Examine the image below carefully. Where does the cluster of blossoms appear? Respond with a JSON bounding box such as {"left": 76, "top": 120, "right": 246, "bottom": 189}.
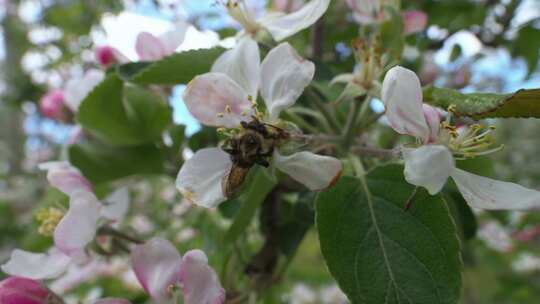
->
{"left": 17, "top": 0, "right": 540, "bottom": 302}
{"left": 1, "top": 162, "right": 224, "bottom": 303}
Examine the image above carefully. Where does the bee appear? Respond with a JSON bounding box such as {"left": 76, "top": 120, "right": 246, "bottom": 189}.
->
{"left": 221, "top": 117, "right": 289, "bottom": 198}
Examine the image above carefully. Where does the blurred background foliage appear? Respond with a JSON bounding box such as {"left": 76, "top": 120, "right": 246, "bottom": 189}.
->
{"left": 0, "top": 0, "right": 540, "bottom": 303}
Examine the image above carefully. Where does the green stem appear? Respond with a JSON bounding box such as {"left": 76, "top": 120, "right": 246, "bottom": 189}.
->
{"left": 282, "top": 111, "right": 323, "bottom": 134}
{"left": 305, "top": 87, "right": 341, "bottom": 134}
{"left": 342, "top": 96, "right": 366, "bottom": 149}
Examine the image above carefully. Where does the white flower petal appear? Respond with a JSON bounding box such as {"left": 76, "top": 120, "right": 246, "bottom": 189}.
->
{"left": 132, "top": 238, "right": 182, "bottom": 303}
{"left": 179, "top": 250, "right": 226, "bottom": 304}
{"left": 382, "top": 66, "right": 430, "bottom": 142}
{"left": 183, "top": 73, "right": 253, "bottom": 128}
{"left": 1, "top": 248, "right": 71, "bottom": 280}
{"left": 451, "top": 168, "right": 540, "bottom": 210}
{"left": 212, "top": 37, "right": 260, "bottom": 98}
{"left": 39, "top": 161, "right": 92, "bottom": 196}
{"left": 274, "top": 151, "right": 342, "bottom": 191}
{"left": 64, "top": 69, "right": 105, "bottom": 112}
{"left": 101, "top": 187, "right": 130, "bottom": 221}
{"left": 260, "top": 43, "right": 315, "bottom": 121}
{"left": 158, "top": 22, "right": 189, "bottom": 55}
{"left": 176, "top": 148, "right": 232, "bottom": 208}
{"left": 402, "top": 145, "right": 454, "bottom": 195}
{"left": 54, "top": 191, "right": 102, "bottom": 257}
{"left": 135, "top": 32, "right": 166, "bottom": 61}
{"left": 260, "top": 0, "right": 330, "bottom": 41}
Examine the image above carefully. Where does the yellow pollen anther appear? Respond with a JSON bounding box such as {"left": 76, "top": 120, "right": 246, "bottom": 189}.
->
{"left": 36, "top": 207, "right": 64, "bottom": 236}
{"left": 217, "top": 113, "right": 224, "bottom": 118}
{"left": 225, "top": 105, "right": 232, "bottom": 114}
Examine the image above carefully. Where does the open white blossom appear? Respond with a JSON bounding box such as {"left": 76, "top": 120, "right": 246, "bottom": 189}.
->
{"left": 382, "top": 66, "right": 540, "bottom": 211}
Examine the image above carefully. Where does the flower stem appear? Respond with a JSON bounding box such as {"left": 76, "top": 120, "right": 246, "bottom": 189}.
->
{"left": 342, "top": 95, "right": 367, "bottom": 150}
{"left": 305, "top": 87, "right": 341, "bottom": 134}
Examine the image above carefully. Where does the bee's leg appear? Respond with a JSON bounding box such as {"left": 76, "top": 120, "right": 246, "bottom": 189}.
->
{"left": 221, "top": 147, "right": 237, "bottom": 154}
{"left": 259, "top": 146, "right": 274, "bottom": 157}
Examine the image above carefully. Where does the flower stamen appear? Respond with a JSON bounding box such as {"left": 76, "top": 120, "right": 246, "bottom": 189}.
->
{"left": 36, "top": 207, "right": 64, "bottom": 236}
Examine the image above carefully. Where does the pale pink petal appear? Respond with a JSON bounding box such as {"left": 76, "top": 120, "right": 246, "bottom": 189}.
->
{"left": 260, "top": 0, "right": 330, "bottom": 41}
{"left": 112, "top": 48, "right": 130, "bottom": 64}
{"left": 1, "top": 248, "right": 71, "bottom": 280}
{"left": 274, "top": 151, "right": 342, "bottom": 191}
{"left": 422, "top": 104, "right": 440, "bottom": 144}
{"left": 403, "top": 10, "right": 428, "bottom": 35}
{"left": 402, "top": 145, "right": 454, "bottom": 195}
{"left": 0, "top": 277, "right": 50, "bottom": 304}
{"left": 135, "top": 32, "right": 166, "bottom": 61}
{"left": 183, "top": 73, "right": 253, "bottom": 128}
{"left": 132, "top": 238, "right": 182, "bottom": 302}
{"left": 346, "top": 0, "right": 384, "bottom": 24}
{"left": 94, "top": 299, "right": 131, "bottom": 304}
{"left": 179, "top": 250, "right": 225, "bottom": 304}
{"left": 382, "top": 66, "right": 430, "bottom": 142}
{"left": 451, "top": 168, "right": 540, "bottom": 210}
{"left": 260, "top": 43, "right": 315, "bottom": 121}
{"left": 176, "top": 148, "right": 231, "bottom": 208}
{"left": 211, "top": 36, "right": 260, "bottom": 98}
{"left": 64, "top": 69, "right": 105, "bottom": 112}
{"left": 158, "top": 22, "right": 189, "bottom": 55}
{"left": 54, "top": 191, "right": 102, "bottom": 257}
{"left": 101, "top": 187, "right": 130, "bottom": 221}
{"left": 38, "top": 161, "right": 92, "bottom": 196}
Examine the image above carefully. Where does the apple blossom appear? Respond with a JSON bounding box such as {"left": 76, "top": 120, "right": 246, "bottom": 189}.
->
{"left": 95, "top": 46, "right": 129, "bottom": 67}
{"left": 178, "top": 39, "right": 342, "bottom": 208}
{"left": 0, "top": 277, "right": 51, "bottom": 304}
{"left": 135, "top": 23, "right": 188, "bottom": 61}
{"left": 1, "top": 162, "right": 130, "bottom": 279}
{"left": 224, "top": 0, "right": 330, "bottom": 42}
{"left": 131, "top": 238, "right": 225, "bottom": 304}
{"left": 39, "top": 90, "right": 66, "bottom": 121}
{"left": 403, "top": 10, "right": 428, "bottom": 35}
{"left": 64, "top": 69, "right": 105, "bottom": 113}
{"left": 382, "top": 65, "right": 540, "bottom": 210}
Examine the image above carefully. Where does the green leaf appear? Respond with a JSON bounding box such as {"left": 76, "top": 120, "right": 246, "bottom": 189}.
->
{"left": 123, "top": 85, "right": 173, "bottom": 141}
{"left": 316, "top": 165, "right": 462, "bottom": 304}
{"left": 116, "top": 62, "right": 152, "bottom": 81}
{"left": 444, "top": 190, "right": 477, "bottom": 241}
{"left": 423, "top": 86, "right": 540, "bottom": 119}
{"left": 124, "top": 48, "right": 225, "bottom": 85}
{"left": 513, "top": 25, "right": 540, "bottom": 78}
{"left": 69, "top": 140, "right": 165, "bottom": 184}
{"left": 77, "top": 74, "right": 172, "bottom": 145}
{"left": 224, "top": 168, "right": 277, "bottom": 243}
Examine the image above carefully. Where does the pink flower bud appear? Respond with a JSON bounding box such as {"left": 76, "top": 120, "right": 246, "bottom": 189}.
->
{"left": 0, "top": 277, "right": 50, "bottom": 304}
{"left": 39, "top": 90, "right": 65, "bottom": 120}
{"left": 403, "top": 10, "right": 428, "bottom": 35}
{"left": 95, "top": 46, "right": 117, "bottom": 67}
